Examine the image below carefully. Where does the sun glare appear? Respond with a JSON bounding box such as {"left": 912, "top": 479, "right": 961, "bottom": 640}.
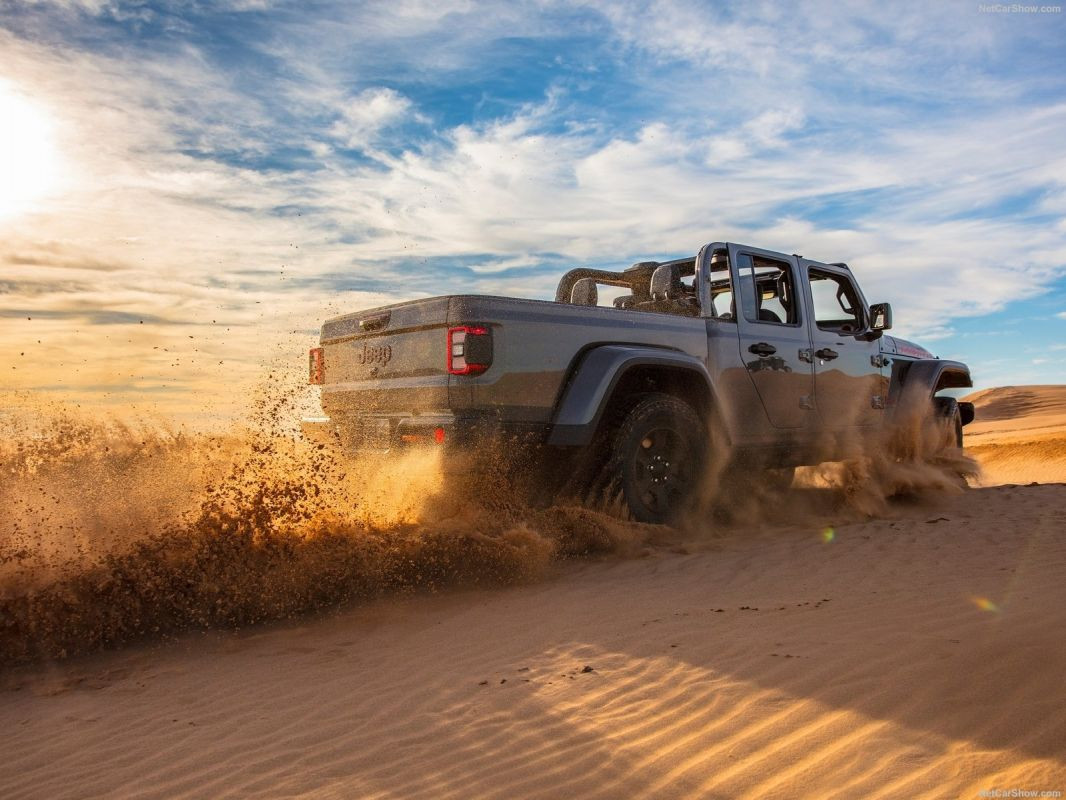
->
{"left": 0, "top": 80, "right": 64, "bottom": 220}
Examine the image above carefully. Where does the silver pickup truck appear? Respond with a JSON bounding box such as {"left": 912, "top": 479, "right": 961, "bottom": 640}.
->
{"left": 304, "top": 240, "right": 974, "bottom": 523}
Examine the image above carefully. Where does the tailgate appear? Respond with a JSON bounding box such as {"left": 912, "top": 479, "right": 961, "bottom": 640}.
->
{"left": 319, "top": 297, "right": 453, "bottom": 415}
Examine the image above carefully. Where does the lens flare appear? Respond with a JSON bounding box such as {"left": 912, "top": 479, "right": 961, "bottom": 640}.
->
{"left": 821, "top": 527, "right": 835, "bottom": 543}
{"left": 971, "top": 596, "right": 1001, "bottom": 613}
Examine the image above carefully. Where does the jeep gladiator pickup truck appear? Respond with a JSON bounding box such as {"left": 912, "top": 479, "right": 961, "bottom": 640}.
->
{"left": 304, "top": 241, "right": 975, "bottom": 523}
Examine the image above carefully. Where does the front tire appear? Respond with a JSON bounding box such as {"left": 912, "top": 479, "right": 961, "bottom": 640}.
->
{"left": 927, "top": 396, "right": 972, "bottom": 487}
{"left": 932, "top": 396, "right": 964, "bottom": 449}
{"left": 604, "top": 394, "right": 705, "bottom": 524}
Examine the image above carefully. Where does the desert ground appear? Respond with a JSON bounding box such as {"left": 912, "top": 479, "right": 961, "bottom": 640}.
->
{"left": 1, "top": 386, "right": 1065, "bottom": 799}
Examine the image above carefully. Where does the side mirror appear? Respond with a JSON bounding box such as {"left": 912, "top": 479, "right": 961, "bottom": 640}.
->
{"left": 869, "top": 302, "right": 893, "bottom": 331}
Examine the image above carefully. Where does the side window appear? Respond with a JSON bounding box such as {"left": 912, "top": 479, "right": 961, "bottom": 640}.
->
{"left": 809, "top": 269, "right": 864, "bottom": 332}
{"left": 736, "top": 253, "right": 798, "bottom": 325}
{"left": 708, "top": 250, "right": 735, "bottom": 320}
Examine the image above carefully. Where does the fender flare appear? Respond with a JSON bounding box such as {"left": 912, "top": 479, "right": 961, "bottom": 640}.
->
{"left": 546, "top": 345, "right": 718, "bottom": 447}
{"left": 890, "top": 358, "right": 973, "bottom": 422}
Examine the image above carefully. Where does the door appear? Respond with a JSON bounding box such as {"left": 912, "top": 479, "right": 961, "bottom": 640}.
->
{"left": 801, "top": 262, "right": 884, "bottom": 427}
{"left": 728, "top": 245, "right": 814, "bottom": 429}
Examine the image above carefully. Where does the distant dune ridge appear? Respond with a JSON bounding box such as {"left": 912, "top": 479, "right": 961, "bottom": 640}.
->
{"left": 0, "top": 386, "right": 1064, "bottom": 798}
{"left": 964, "top": 384, "right": 1066, "bottom": 486}
{"left": 965, "top": 384, "right": 1066, "bottom": 421}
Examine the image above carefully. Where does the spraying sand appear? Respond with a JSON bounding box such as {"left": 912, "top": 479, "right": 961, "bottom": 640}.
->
{"left": 1, "top": 386, "right": 1064, "bottom": 797}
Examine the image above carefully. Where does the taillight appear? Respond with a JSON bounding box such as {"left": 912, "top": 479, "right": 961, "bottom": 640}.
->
{"left": 447, "top": 325, "right": 492, "bottom": 375}
{"left": 400, "top": 426, "right": 447, "bottom": 445}
{"left": 309, "top": 347, "right": 324, "bottom": 384}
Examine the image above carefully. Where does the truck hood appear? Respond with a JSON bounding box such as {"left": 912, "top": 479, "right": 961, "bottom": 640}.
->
{"left": 882, "top": 335, "right": 935, "bottom": 360}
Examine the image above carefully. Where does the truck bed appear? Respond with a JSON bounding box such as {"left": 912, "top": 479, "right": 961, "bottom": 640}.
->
{"left": 316, "top": 294, "right": 708, "bottom": 447}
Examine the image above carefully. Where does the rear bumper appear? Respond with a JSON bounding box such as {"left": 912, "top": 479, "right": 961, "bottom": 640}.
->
{"left": 300, "top": 413, "right": 547, "bottom": 452}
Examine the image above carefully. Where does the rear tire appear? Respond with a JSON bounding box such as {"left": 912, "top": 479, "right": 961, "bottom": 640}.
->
{"left": 603, "top": 393, "right": 705, "bottom": 524}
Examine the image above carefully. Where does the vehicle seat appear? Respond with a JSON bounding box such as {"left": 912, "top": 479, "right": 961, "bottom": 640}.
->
{"left": 649, "top": 264, "right": 681, "bottom": 302}
{"left": 758, "top": 308, "right": 782, "bottom": 323}
{"left": 632, "top": 264, "right": 698, "bottom": 316}
{"left": 614, "top": 295, "right": 636, "bottom": 309}
{"left": 570, "top": 277, "right": 599, "bottom": 306}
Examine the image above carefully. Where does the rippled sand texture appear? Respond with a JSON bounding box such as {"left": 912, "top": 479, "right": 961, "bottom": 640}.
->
{"left": 2, "top": 482, "right": 1065, "bottom": 799}
{"left": 1, "top": 386, "right": 1064, "bottom": 798}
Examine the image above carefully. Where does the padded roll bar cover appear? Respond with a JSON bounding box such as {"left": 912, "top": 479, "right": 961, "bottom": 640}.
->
{"left": 570, "top": 277, "right": 599, "bottom": 306}
{"left": 555, "top": 267, "right": 632, "bottom": 303}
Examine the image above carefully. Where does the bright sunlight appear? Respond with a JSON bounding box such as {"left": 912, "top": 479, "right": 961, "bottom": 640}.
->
{"left": 0, "top": 79, "right": 63, "bottom": 220}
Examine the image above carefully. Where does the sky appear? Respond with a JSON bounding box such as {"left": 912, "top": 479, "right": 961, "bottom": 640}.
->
{"left": 1, "top": 0, "right": 1065, "bottom": 424}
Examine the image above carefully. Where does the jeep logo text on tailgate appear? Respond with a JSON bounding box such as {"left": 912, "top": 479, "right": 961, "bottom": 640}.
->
{"left": 357, "top": 343, "right": 392, "bottom": 367}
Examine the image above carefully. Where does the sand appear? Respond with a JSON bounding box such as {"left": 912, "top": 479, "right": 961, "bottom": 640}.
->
{"left": 1, "top": 386, "right": 1064, "bottom": 799}
{"left": 964, "top": 385, "right": 1066, "bottom": 487}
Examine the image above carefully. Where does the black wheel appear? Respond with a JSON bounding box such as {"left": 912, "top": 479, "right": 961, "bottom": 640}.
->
{"left": 932, "top": 397, "right": 964, "bottom": 449}
{"left": 926, "top": 395, "right": 972, "bottom": 487}
{"left": 605, "top": 394, "right": 705, "bottom": 524}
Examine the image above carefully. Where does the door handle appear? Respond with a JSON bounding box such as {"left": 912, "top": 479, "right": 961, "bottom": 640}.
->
{"left": 748, "top": 342, "right": 777, "bottom": 357}
{"left": 815, "top": 348, "right": 839, "bottom": 361}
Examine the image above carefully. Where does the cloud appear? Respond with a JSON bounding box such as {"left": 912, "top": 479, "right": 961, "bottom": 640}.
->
{"left": 1057, "top": 311, "right": 1066, "bottom": 319}
{"left": 296, "top": 94, "right": 1065, "bottom": 342}
{"left": 0, "top": 308, "right": 175, "bottom": 325}
{"left": 1, "top": 0, "right": 1065, "bottom": 419}
{"left": 19, "top": 0, "right": 118, "bottom": 13}
{"left": 328, "top": 87, "right": 415, "bottom": 151}
{"left": 1, "top": 240, "right": 129, "bottom": 272}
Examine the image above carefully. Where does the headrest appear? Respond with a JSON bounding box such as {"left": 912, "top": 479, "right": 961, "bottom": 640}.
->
{"left": 650, "top": 264, "right": 681, "bottom": 302}
{"left": 776, "top": 271, "right": 790, "bottom": 309}
{"left": 570, "top": 277, "right": 599, "bottom": 306}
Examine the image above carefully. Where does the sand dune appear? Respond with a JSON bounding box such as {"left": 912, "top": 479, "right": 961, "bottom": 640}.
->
{"left": 966, "top": 385, "right": 1066, "bottom": 423}
{"left": 965, "top": 385, "right": 1066, "bottom": 486}
{"left": 1, "top": 388, "right": 1065, "bottom": 798}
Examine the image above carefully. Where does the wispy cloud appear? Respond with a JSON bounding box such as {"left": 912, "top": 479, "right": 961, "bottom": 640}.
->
{"left": 328, "top": 88, "right": 416, "bottom": 150}
{"left": 1, "top": 0, "right": 1064, "bottom": 419}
